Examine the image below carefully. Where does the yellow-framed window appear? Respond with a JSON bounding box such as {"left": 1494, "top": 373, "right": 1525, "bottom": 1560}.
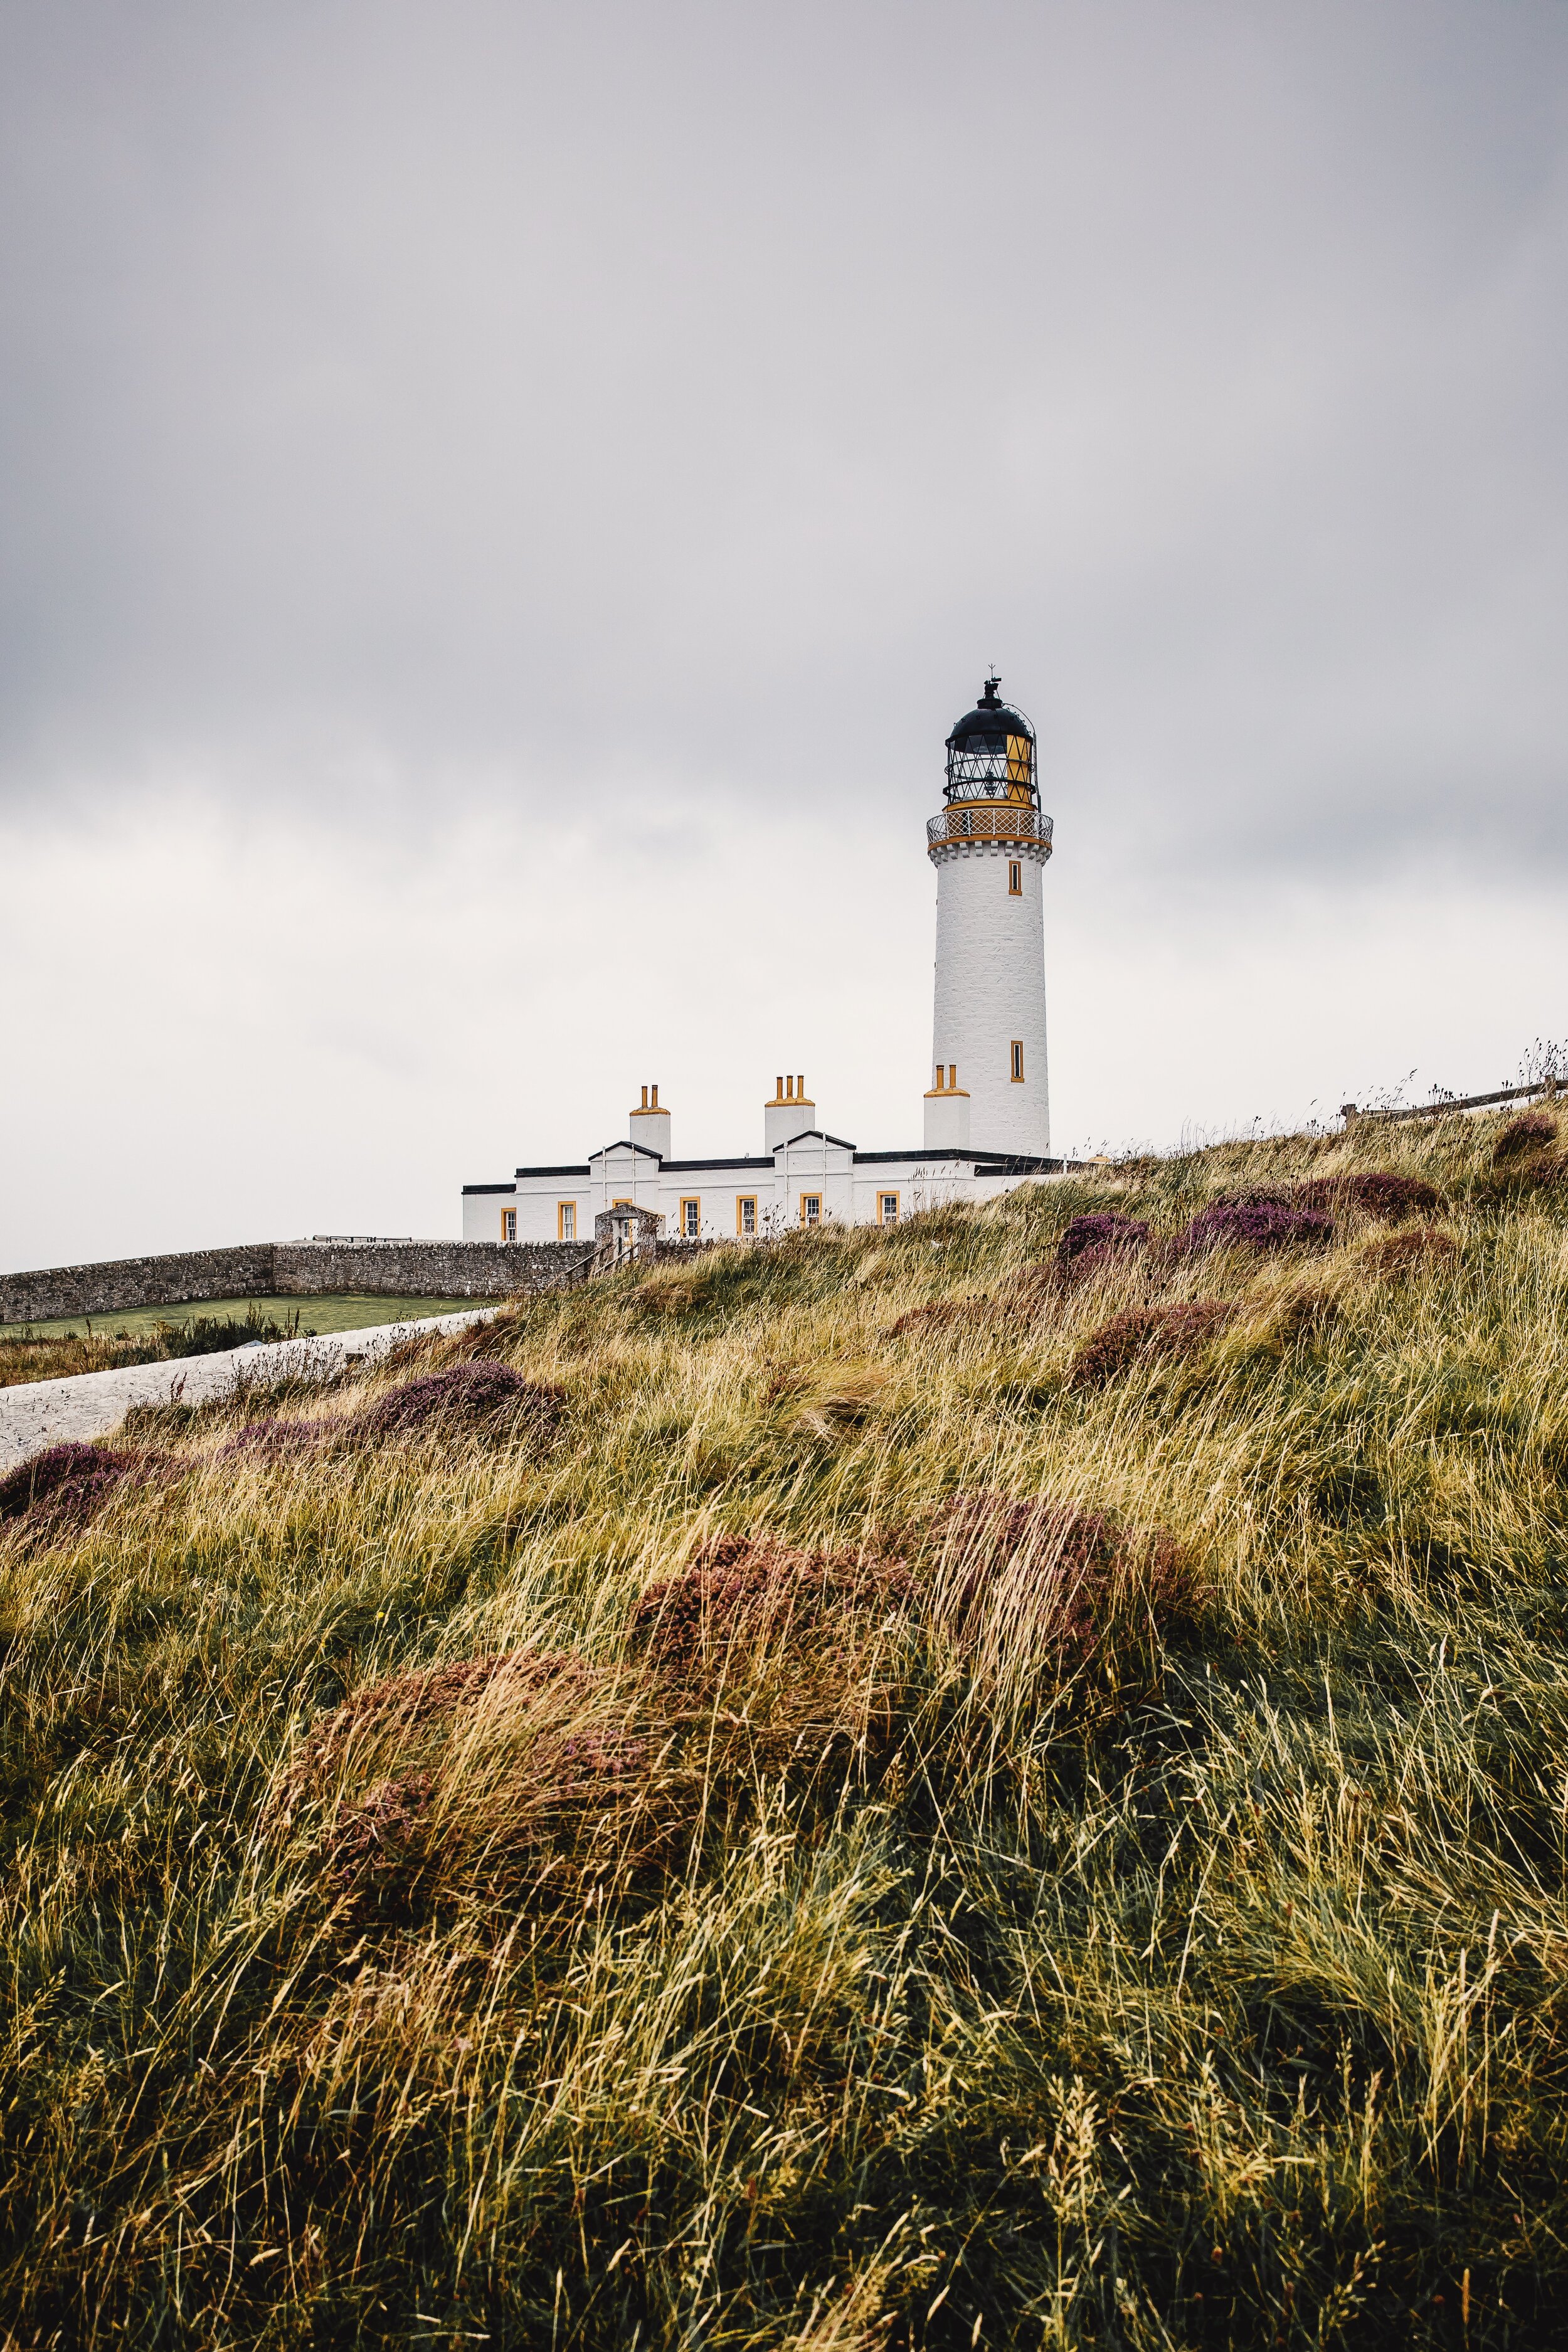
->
{"left": 800, "top": 1193, "right": 822, "bottom": 1226}
{"left": 679, "top": 1197, "right": 701, "bottom": 1239}
{"left": 502, "top": 1208, "right": 517, "bottom": 1242}
{"left": 1008, "top": 859, "right": 1022, "bottom": 895}
{"left": 557, "top": 1202, "right": 576, "bottom": 1241}
{"left": 736, "top": 1195, "right": 758, "bottom": 1236}
{"left": 877, "top": 1191, "right": 899, "bottom": 1226}
{"left": 1010, "top": 1040, "right": 1025, "bottom": 1083}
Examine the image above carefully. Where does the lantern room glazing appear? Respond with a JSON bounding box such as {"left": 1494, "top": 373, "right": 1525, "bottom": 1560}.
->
{"left": 943, "top": 675, "right": 1038, "bottom": 808}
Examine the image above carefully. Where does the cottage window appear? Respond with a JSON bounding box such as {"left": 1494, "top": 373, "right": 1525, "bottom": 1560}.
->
{"left": 681, "top": 1197, "right": 701, "bottom": 1239}
{"left": 737, "top": 1195, "right": 758, "bottom": 1236}
{"left": 878, "top": 1192, "right": 899, "bottom": 1225}
{"left": 557, "top": 1202, "right": 576, "bottom": 1241}
{"left": 502, "top": 1209, "right": 517, "bottom": 1242}
{"left": 800, "top": 1193, "right": 822, "bottom": 1226}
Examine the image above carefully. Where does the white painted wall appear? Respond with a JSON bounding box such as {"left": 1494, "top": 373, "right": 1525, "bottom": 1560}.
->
{"left": 491, "top": 1144, "right": 1069, "bottom": 1244}
{"left": 765, "top": 1088, "right": 817, "bottom": 1150}
{"left": 627, "top": 1106, "right": 672, "bottom": 1157}
{"left": 464, "top": 1189, "right": 517, "bottom": 1241}
{"left": 775, "top": 1133, "right": 855, "bottom": 1227}
{"left": 923, "top": 1086, "right": 971, "bottom": 1150}
{"left": 929, "top": 837, "right": 1050, "bottom": 1156}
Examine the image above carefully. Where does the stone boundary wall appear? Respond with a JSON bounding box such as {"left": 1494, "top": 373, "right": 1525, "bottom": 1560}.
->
{"left": 0, "top": 1245, "right": 280, "bottom": 1328}
{"left": 0, "top": 1240, "right": 592, "bottom": 1327}
{"left": 272, "top": 1241, "right": 590, "bottom": 1300}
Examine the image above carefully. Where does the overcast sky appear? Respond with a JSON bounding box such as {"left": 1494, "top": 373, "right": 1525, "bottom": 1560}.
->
{"left": 2, "top": 0, "right": 1565, "bottom": 1269}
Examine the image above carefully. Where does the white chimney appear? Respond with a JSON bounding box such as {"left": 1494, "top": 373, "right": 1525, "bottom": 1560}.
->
{"left": 923, "top": 1062, "right": 971, "bottom": 1150}
{"left": 765, "top": 1073, "right": 817, "bottom": 1152}
{"left": 627, "top": 1082, "right": 672, "bottom": 1159}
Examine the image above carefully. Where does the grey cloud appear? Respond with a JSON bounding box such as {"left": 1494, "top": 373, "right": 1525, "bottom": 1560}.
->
{"left": 0, "top": 0, "right": 1565, "bottom": 881}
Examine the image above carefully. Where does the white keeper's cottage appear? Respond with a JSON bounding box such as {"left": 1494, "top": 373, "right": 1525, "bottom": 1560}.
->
{"left": 464, "top": 676, "right": 1069, "bottom": 1244}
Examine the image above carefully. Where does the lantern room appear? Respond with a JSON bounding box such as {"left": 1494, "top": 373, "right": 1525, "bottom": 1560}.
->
{"left": 943, "top": 675, "right": 1038, "bottom": 808}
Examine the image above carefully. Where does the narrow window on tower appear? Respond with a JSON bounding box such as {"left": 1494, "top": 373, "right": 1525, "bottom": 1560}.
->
{"left": 502, "top": 1208, "right": 517, "bottom": 1242}
{"left": 1010, "top": 1040, "right": 1025, "bottom": 1083}
{"left": 736, "top": 1195, "right": 758, "bottom": 1236}
{"left": 557, "top": 1202, "right": 576, "bottom": 1241}
{"left": 1009, "top": 860, "right": 1022, "bottom": 895}
{"left": 680, "top": 1197, "right": 701, "bottom": 1239}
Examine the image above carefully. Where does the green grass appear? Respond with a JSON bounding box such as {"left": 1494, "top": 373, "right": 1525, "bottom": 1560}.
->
{"left": 1, "top": 1111, "right": 1565, "bottom": 2347}
{"left": 0, "top": 1292, "right": 482, "bottom": 1343}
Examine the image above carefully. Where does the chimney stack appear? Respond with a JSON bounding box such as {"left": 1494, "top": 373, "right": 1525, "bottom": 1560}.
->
{"left": 765, "top": 1071, "right": 817, "bottom": 1152}
{"left": 628, "top": 1082, "right": 672, "bottom": 1159}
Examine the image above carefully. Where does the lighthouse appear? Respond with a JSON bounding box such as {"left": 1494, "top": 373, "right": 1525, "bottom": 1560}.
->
{"left": 924, "top": 676, "right": 1052, "bottom": 1157}
{"left": 465, "top": 668, "right": 1068, "bottom": 1245}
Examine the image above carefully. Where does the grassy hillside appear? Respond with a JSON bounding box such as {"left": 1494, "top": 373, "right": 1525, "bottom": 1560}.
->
{"left": 1, "top": 1110, "right": 1565, "bottom": 2348}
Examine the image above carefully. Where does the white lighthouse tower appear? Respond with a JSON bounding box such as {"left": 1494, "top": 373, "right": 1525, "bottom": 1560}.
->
{"left": 923, "top": 675, "right": 1052, "bottom": 1157}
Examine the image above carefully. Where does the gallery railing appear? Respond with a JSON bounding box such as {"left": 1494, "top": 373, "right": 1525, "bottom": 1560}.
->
{"left": 926, "top": 806, "right": 1054, "bottom": 850}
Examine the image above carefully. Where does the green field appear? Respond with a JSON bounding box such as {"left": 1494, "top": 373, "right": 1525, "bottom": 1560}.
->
{"left": 0, "top": 1291, "right": 482, "bottom": 1342}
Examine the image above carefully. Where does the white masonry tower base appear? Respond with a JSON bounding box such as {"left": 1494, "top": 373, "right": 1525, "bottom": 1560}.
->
{"left": 924, "top": 675, "right": 1052, "bottom": 1158}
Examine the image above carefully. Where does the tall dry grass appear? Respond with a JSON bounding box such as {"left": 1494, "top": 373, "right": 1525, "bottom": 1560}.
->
{"left": 1, "top": 1113, "right": 1567, "bottom": 2346}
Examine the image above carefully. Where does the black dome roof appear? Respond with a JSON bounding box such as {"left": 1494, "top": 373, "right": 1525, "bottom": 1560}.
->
{"left": 946, "top": 675, "right": 1035, "bottom": 750}
{"left": 943, "top": 674, "right": 1039, "bottom": 807}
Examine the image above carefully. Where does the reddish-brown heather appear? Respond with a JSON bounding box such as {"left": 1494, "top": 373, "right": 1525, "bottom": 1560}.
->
{"left": 0, "top": 1440, "right": 167, "bottom": 1535}
{"left": 886, "top": 1296, "right": 988, "bottom": 1339}
{"left": 1360, "top": 1227, "right": 1461, "bottom": 1281}
{"left": 1069, "top": 1300, "right": 1237, "bottom": 1391}
{"left": 1295, "top": 1170, "right": 1443, "bottom": 1220}
{"left": 1493, "top": 1111, "right": 1558, "bottom": 1164}
{"left": 630, "top": 1532, "right": 911, "bottom": 1695}
{"left": 931, "top": 1491, "right": 1197, "bottom": 1673}
{"left": 354, "top": 1360, "right": 563, "bottom": 1446}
